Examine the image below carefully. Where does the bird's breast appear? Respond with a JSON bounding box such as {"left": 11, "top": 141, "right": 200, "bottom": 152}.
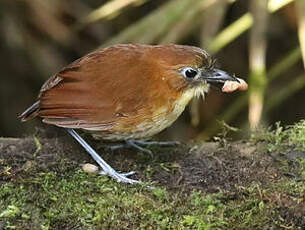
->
{"left": 92, "top": 86, "right": 208, "bottom": 141}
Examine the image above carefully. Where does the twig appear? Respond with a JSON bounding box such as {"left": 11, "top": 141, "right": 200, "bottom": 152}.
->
{"left": 208, "top": 0, "right": 294, "bottom": 54}
{"left": 295, "top": 0, "right": 305, "bottom": 68}
{"left": 248, "top": 0, "right": 269, "bottom": 129}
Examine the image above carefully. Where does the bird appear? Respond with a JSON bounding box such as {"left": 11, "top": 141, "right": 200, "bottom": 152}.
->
{"left": 19, "top": 44, "right": 246, "bottom": 184}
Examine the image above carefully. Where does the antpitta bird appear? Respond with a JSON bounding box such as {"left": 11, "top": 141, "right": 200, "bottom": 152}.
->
{"left": 19, "top": 44, "right": 247, "bottom": 184}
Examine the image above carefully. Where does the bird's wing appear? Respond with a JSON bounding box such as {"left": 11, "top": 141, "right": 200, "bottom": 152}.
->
{"left": 37, "top": 51, "right": 119, "bottom": 130}
{"left": 37, "top": 45, "right": 161, "bottom": 131}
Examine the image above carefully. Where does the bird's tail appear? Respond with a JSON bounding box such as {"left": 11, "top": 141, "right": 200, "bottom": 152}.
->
{"left": 18, "top": 101, "right": 40, "bottom": 122}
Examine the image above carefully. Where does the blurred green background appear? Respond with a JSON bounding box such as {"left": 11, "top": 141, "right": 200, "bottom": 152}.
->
{"left": 1, "top": 0, "right": 304, "bottom": 140}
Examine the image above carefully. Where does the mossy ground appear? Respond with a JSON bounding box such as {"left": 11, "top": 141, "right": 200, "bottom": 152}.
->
{"left": 1, "top": 121, "right": 305, "bottom": 229}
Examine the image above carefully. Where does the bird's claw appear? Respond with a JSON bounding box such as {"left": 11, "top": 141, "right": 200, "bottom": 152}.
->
{"left": 99, "top": 169, "right": 140, "bottom": 184}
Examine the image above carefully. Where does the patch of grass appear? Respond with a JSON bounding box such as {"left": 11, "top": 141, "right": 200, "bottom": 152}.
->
{"left": 0, "top": 205, "right": 20, "bottom": 218}
{"left": 33, "top": 136, "right": 42, "bottom": 157}
{"left": 286, "top": 120, "right": 305, "bottom": 150}
{"left": 298, "top": 159, "right": 305, "bottom": 179}
{"left": 1, "top": 168, "right": 289, "bottom": 229}
{"left": 252, "top": 120, "right": 305, "bottom": 152}
{"left": 0, "top": 169, "right": 231, "bottom": 229}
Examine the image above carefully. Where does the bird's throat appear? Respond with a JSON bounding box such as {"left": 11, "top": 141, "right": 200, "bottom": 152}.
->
{"left": 179, "top": 84, "right": 210, "bottom": 104}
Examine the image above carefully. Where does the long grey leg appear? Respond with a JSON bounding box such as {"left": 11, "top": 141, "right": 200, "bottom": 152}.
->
{"left": 131, "top": 140, "right": 180, "bottom": 146}
{"left": 66, "top": 128, "right": 139, "bottom": 184}
{"left": 109, "top": 140, "right": 180, "bottom": 155}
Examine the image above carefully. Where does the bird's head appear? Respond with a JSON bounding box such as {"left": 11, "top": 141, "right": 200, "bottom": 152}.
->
{"left": 149, "top": 44, "right": 240, "bottom": 99}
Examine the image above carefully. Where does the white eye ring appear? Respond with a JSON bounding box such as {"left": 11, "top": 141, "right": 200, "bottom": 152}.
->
{"left": 181, "top": 67, "right": 200, "bottom": 79}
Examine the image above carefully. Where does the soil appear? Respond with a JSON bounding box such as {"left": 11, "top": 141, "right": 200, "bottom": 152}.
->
{"left": 1, "top": 126, "right": 305, "bottom": 229}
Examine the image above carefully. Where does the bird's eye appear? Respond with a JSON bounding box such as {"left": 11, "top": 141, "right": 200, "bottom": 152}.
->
{"left": 182, "top": 67, "right": 198, "bottom": 79}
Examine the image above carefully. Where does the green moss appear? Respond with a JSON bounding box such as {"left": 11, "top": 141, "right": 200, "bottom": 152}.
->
{"left": 0, "top": 170, "right": 226, "bottom": 229}
{"left": 0, "top": 172, "right": 283, "bottom": 229}
{"left": 0, "top": 205, "right": 20, "bottom": 218}
{"left": 0, "top": 169, "right": 233, "bottom": 229}
{"left": 286, "top": 120, "right": 305, "bottom": 149}
{"left": 252, "top": 120, "right": 305, "bottom": 152}
{"left": 1, "top": 120, "right": 305, "bottom": 229}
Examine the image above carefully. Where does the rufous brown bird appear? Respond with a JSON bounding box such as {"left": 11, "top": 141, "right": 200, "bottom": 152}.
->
{"left": 19, "top": 44, "right": 247, "bottom": 184}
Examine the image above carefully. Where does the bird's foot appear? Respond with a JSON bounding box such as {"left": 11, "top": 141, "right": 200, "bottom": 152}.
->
{"left": 99, "top": 169, "right": 139, "bottom": 184}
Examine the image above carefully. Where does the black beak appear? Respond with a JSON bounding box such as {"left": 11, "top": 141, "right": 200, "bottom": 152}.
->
{"left": 202, "top": 69, "right": 239, "bottom": 88}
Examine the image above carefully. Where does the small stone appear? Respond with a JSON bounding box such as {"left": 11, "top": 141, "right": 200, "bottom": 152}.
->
{"left": 82, "top": 163, "right": 99, "bottom": 173}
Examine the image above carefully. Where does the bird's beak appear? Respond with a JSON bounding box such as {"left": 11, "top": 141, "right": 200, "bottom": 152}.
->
{"left": 201, "top": 68, "right": 239, "bottom": 88}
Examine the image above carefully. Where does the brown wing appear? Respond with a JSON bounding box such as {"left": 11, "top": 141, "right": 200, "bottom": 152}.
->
{"left": 35, "top": 46, "right": 128, "bottom": 129}
{"left": 34, "top": 45, "right": 182, "bottom": 131}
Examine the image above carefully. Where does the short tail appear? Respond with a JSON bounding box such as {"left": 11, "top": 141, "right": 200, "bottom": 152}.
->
{"left": 18, "top": 101, "right": 40, "bottom": 122}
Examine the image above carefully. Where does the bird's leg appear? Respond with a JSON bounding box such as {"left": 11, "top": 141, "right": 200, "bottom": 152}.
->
{"left": 109, "top": 140, "right": 180, "bottom": 157}
{"left": 108, "top": 140, "right": 153, "bottom": 157}
{"left": 130, "top": 140, "right": 180, "bottom": 147}
{"left": 66, "top": 128, "right": 139, "bottom": 184}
